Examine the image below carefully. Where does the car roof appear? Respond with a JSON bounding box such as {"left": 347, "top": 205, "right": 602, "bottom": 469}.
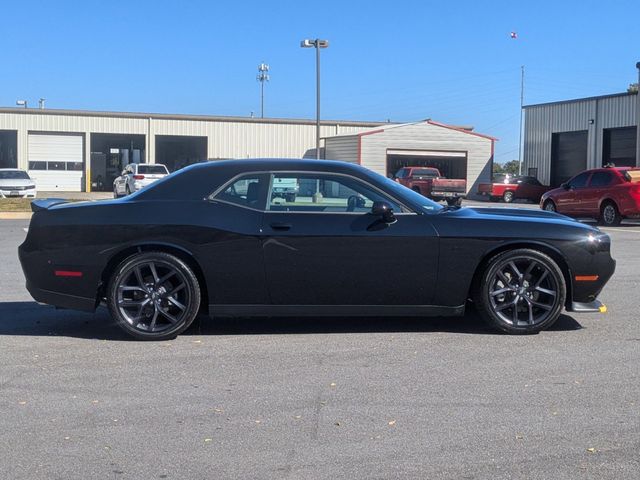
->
{"left": 180, "top": 158, "right": 366, "bottom": 175}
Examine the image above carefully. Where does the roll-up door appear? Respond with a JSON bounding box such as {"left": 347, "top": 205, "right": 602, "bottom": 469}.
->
{"left": 27, "top": 133, "right": 84, "bottom": 191}
{"left": 550, "top": 131, "right": 587, "bottom": 187}
{"left": 603, "top": 126, "right": 637, "bottom": 167}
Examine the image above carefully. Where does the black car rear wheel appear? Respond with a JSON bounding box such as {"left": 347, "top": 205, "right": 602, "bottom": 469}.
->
{"left": 473, "top": 249, "right": 566, "bottom": 334}
{"left": 107, "top": 252, "right": 201, "bottom": 340}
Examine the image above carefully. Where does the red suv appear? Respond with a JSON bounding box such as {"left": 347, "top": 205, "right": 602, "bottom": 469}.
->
{"left": 540, "top": 167, "right": 640, "bottom": 226}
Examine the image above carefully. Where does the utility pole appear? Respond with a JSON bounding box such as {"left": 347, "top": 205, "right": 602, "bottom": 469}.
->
{"left": 518, "top": 65, "right": 525, "bottom": 175}
{"left": 257, "top": 63, "right": 270, "bottom": 119}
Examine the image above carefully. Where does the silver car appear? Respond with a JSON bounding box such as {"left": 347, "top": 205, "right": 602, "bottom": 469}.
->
{"left": 113, "top": 163, "right": 170, "bottom": 198}
{"left": 0, "top": 169, "right": 37, "bottom": 198}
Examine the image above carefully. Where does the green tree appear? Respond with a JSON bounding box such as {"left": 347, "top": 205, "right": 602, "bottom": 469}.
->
{"left": 500, "top": 160, "right": 520, "bottom": 175}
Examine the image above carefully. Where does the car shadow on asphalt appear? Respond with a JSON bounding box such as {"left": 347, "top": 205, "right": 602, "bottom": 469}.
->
{"left": 0, "top": 301, "right": 583, "bottom": 340}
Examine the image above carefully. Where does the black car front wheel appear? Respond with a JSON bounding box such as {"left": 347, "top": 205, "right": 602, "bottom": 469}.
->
{"left": 107, "top": 252, "right": 201, "bottom": 340}
{"left": 473, "top": 249, "right": 566, "bottom": 334}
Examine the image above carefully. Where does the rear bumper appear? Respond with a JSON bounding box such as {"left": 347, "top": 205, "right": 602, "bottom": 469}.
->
{"left": 25, "top": 281, "right": 97, "bottom": 312}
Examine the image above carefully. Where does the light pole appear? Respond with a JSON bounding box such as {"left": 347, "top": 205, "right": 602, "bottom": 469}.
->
{"left": 257, "top": 63, "right": 269, "bottom": 118}
{"left": 301, "top": 38, "right": 329, "bottom": 159}
{"left": 518, "top": 65, "right": 525, "bottom": 175}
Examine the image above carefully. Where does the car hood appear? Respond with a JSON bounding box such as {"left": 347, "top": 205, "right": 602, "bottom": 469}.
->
{"left": 449, "top": 206, "right": 597, "bottom": 231}
{"left": 0, "top": 178, "right": 35, "bottom": 187}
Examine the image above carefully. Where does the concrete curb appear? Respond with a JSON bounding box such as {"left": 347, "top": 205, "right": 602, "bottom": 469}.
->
{"left": 0, "top": 212, "right": 32, "bottom": 220}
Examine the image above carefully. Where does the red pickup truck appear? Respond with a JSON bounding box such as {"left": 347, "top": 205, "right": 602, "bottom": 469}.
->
{"left": 478, "top": 175, "right": 551, "bottom": 203}
{"left": 394, "top": 167, "right": 466, "bottom": 205}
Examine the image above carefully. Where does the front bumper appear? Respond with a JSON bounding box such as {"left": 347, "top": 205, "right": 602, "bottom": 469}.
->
{"left": 568, "top": 299, "right": 607, "bottom": 313}
{"left": 0, "top": 188, "right": 36, "bottom": 198}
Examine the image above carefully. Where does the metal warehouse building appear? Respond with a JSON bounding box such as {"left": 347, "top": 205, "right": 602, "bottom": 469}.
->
{"left": 325, "top": 120, "right": 495, "bottom": 193}
{"left": 523, "top": 91, "right": 638, "bottom": 186}
{"left": 0, "top": 107, "right": 495, "bottom": 194}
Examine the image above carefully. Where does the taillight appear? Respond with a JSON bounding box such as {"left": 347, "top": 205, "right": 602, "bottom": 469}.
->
{"left": 133, "top": 175, "right": 145, "bottom": 180}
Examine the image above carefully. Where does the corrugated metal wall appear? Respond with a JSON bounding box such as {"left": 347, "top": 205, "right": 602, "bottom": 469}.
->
{"left": 0, "top": 110, "right": 377, "bottom": 167}
{"left": 523, "top": 93, "right": 637, "bottom": 184}
{"left": 324, "top": 135, "right": 359, "bottom": 163}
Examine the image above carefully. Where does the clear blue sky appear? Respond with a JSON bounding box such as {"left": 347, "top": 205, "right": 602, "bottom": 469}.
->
{"left": 1, "top": 0, "right": 638, "bottom": 163}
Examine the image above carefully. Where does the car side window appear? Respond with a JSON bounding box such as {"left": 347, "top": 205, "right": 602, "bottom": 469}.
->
{"left": 213, "top": 174, "right": 269, "bottom": 210}
{"left": 568, "top": 172, "right": 590, "bottom": 189}
{"left": 589, "top": 172, "right": 612, "bottom": 187}
{"left": 268, "top": 173, "right": 403, "bottom": 213}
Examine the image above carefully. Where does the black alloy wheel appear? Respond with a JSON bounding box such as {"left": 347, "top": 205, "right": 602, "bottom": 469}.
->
{"left": 599, "top": 202, "right": 621, "bottom": 226}
{"left": 107, "top": 252, "right": 201, "bottom": 340}
{"left": 502, "top": 190, "right": 515, "bottom": 203}
{"left": 474, "top": 249, "right": 566, "bottom": 334}
{"left": 543, "top": 200, "right": 556, "bottom": 212}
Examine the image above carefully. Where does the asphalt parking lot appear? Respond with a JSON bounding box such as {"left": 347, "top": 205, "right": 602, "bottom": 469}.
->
{"left": 1, "top": 207, "right": 639, "bottom": 479}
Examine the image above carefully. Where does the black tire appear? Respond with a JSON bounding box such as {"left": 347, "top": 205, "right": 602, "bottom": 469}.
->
{"left": 446, "top": 197, "right": 462, "bottom": 207}
{"left": 113, "top": 186, "right": 119, "bottom": 199}
{"left": 125, "top": 185, "right": 132, "bottom": 196}
{"left": 107, "top": 252, "right": 201, "bottom": 340}
{"left": 489, "top": 195, "right": 499, "bottom": 202}
{"left": 285, "top": 193, "right": 297, "bottom": 202}
{"left": 502, "top": 190, "right": 515, "bottom": 203}
{"left": 599, "top": 201, "right": 621, "bottom": 226}
{"left": 412, "top": 187, "right": 422, "bottom": 195}
{"left": 473, "top": 249, "right": 566, "bottom": 334}
{"left": 543, "top": 200, "right": 556, "bottom": 212}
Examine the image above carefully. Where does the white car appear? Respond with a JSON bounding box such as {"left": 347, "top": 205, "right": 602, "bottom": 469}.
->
{"left": 113, "top": 163, "right": 170, "bottom": 197}
{"left": 0, "top": 169, "right": 37, "bottom": 198}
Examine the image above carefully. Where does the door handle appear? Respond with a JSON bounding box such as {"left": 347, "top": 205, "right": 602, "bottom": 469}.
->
{"left": 270, "top": 222, "right": 292, "bottom": 231}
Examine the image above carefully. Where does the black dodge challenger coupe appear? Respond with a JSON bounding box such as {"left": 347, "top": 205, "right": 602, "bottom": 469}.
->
{"left": 19, "top": 159, "right": 615, "bottom": 340}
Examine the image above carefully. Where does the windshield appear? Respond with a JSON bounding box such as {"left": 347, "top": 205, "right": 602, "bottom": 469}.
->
{"left": 138, "top": 165, "right": 169, "bottom": 174}
{"left": 0, "top": 170, "right": 30, "bottom": 180}
{"left": 378, "top": 176, "right": 444, "bottom": 213}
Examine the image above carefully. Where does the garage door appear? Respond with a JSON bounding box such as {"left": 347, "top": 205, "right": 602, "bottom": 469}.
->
{"left": 386, "top": 149, "right": 467, "bottom": 179}
{"left": 27, "top": 134, "right": 84, "bottom": 191}
{"left": 550, "top": 131, "right": 587, "bottom": 187}
{"left": 603, "top": 126, "right": 637, "bottom": 167}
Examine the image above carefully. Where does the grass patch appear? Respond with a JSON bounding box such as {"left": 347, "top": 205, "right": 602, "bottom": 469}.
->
{"left": 0, "top": 198, "right": 33, "bottom": 212}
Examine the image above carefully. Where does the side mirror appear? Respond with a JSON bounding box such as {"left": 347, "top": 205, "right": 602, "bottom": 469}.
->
{"left": 371, "top": 201, "right": 396, "bottom": 224}
{"left": 122, "top": 170, "right": 128, "bottom": 176}
{"left": 561, "top": 182, "right": 570, "bottom": 190}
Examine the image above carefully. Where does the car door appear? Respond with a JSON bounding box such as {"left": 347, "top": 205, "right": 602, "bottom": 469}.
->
{"left": 556, "top": 171, "right": 591, "bottom": 215}
{"left": 261, "top": 172, "right": 439, "bottom": 306}
{"left": 115, "top": 168, "right": 128, "bottom": 195}
{"left": 582, "top": 171, "right": 612, "bottom": 214}
{"left": 205, "top": 173, "right": 270, "bottom": 306}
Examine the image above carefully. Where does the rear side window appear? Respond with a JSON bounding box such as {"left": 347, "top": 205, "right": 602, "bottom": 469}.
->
{"left": 567, "top": 172, "right": 590, "bottom": 188}
{"left": 589, "top": 172, "right": 613, "bottom": 187}
{"left": 213, "top": 174, "right": 269, "bottom": 210}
